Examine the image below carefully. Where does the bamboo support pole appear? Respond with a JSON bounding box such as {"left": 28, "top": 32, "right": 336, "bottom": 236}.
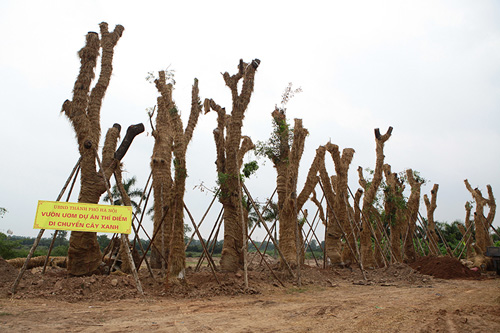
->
{"left": 185, "top": 188, "right": 220, "bottom": 250}
{"left": 247, "top": 187, "right": 277, "bottom": 239}
{"left": 130, "top": 172, "right": 152, "bottom": 250}
{"left": 242, "top": 183, "right": 296, "bottom": 278}
{"left": 323, "top": 215, "right": 327, "bottom": 269}
{"left": 258, "top": 221, "right": 277, "bottom": 256}
{"left": 11, "top": 157, "right": 82, "bottom": 294}
{"left": 248, "top": 236, "right": 286, "bottom": 287}
{"left": 113, "top": 173, "right": 154, "bottom": 279}
{"left": 300, "top": 208, "right": 322, "bottom": 267}
{"left": 358, "top": 206, "right": 389, "bottom": 267}
{"left": 293, "top": 192, "right": 301, "bottom": 287}
{"left": 412, "top": 226, "right": 427, "bottom": 257}
{"left": 137, "top": 206, "right": 170, "bottom": 269}
{"left": 248, "top": 220, "right": 277, "bottom": 267}
{"left": 183, "top": 203, "right": 220, "bottom": 285}
{"left": 457, "top": 229, "right": 476, "bottom": 259}
{"left": 415, "top": 216, "right": 440, "bottom": 256}
{"left": 195, "top": 210, "right": 224, "bottom": 271}
{"left": 344, "top": 186, "right": 395, "bottom": 267}
{"left": 245, "top": 188, "right": 278, "bottom": 267}
{"left": 96, "top": 153, "right": 143, "bottom": 296}
{"left": 418, "top": 212, "right": 453, "bottom": 256}
{"left": 195, "top": 207, "right": 223, "bottom": 271}
{"left": 319, "top": 181, "right": 367, "bottom": 280}
{"left": 42, "top": 163, "right": 81, "bottom": 274}
{"left": 102, "top": 233, "right": 118, "bottom": 260}
{"left": 132, "top": 180, "right": 153, "bottom": 251}
{"left": 238, "top": 176, "right": 249, "bottom": 289}
{"left": 130, "top": 216, "right": 154, "bottom": 279}
{"left": 301, "top": 194, "right": 325, "bottom": 253}
{"left": 453, "top": 221, "right": 475, "bottom": 256}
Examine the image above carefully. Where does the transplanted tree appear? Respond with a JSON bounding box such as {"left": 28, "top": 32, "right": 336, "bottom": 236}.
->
{"left": 382, "top": 164, "right": 406, "bottom": 262}
{"left": 459, "top": 201, "right": 474, "bottom": 258}
{"left": 403, "top": 169, "right": 424, "bottom": 263}
{"left": 257, "top": 84, "right": 323, "bottom": 268}
{"left": 149, "top": 70, "right": 202, "bottom": 278}
{"left": 423, "top": 184, "right": 440, "bottom": 255}
{"left": 357, "top": 127, "right": 392, "bottom": 268}
{"left": 317, "top": 143, "right": 355, "bottom": 266}
{"left": 464, "top": 181, "right": 496, "bottom": 255}
{"left": 204, "top": 59, "right": 260, "bottom": 272}
{"left": 61, "top": 23, "right": 144, "bottom": 275}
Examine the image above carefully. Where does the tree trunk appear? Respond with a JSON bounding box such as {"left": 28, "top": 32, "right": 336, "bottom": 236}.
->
{"left": 322, "top": 143, "right": 355, "bottom": 266}
{"left": 464, "top": 180, "right": 494, "bottom": 254}
{"left": 383, "top": 164, "right": 405, "bottom": 263}
{"left": 205, "top": 59, "right": 260, "bottom": 272}
{"left": 62, "top": 23, "right": 126, "bottom": 276}
{"left": 151, "top": 73, "right": 202, "bottom": 277}
{"left": 358, "top": 127, "right": 392, "bottom": 268}
{"left": 423, "top": 184, "right": 440, "bottom": 255}
{"left": 404, "top": 169, "right": 422, "bottom": 263}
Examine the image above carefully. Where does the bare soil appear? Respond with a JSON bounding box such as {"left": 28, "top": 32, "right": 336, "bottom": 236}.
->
{"left": 1, "top": 256, "right": 499, "bottom": 332}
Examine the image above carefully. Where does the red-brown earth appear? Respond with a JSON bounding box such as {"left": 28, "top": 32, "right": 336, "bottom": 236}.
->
{"left": 1, "top": 255, "right": 499, "bottom": 332}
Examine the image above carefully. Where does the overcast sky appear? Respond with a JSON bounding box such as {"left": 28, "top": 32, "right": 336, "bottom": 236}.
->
{"left": 0, "top": 0, "right": 499, "bottom": 241}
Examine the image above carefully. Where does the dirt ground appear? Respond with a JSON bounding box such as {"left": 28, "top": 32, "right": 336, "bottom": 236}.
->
{"left": 1, "top": 255, "right": 499, "bottom": 332}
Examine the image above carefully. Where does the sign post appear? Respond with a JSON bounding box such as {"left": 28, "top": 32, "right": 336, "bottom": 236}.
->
{"left": 34, "top": 201, "right": 132, "bottom": 234}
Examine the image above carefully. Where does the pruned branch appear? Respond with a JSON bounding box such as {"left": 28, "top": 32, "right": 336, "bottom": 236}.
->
{"left": 88, "top": 23, "right": 125, "bottom": 141}
{"left": 114, "top": 123, "right": 145, "bottom": 161}
{"left": 184, "top": 78, "right": 202, "bottom": 144}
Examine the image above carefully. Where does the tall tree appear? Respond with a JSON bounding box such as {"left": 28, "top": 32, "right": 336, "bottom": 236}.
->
{"left": 204, "top": 59, "right": 260, "bottom": 272}
{"left": 150, "top": 71, "right": 202, "bottom": 277}
{"left": 383, "top": 164, "right": 405, "bottom": 262}
{"left": 317, "top": 143, "right": 355, "bottom": 266}
{"left": 357, "top": 127, "right": 392, "bottom": 268}
{"left": 423, "top": 184, "right": 440, "bottom": 255}
{"left": 464, "top": 180, "right": 495, "bottom": 254}
{"left": 403, "top": 169, "right": 423, "bottom": 263}
{"left": 257, "top": 97, "right": 323, "bottom": 267}
{"left": 61, "top": 23, "right": 144, "bottom": 275}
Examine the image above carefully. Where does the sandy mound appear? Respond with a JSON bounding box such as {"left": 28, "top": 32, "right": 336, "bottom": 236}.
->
{"left": 409, "top": 256, "right": 481, "bottom": 279}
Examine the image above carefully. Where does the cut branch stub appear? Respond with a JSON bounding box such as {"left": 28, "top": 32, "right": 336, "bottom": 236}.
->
{"left": 115, "top": 123, "right": 145, "bottom": 161}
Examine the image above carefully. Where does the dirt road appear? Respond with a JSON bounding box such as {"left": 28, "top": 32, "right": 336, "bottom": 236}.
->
{"left": 2, "top": 278, "right": 499, "bottom": 332}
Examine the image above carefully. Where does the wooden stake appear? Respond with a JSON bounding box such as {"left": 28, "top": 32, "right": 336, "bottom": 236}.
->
{"left": 319, "top": 181, "right": 367, "bottom": 280}
{"left": 184, "top": 203, "right": 220, "bottom": 285}
{"left": 96, "top": 152, "right": 143, "bottom": 296}
{"left": 42, "top": 163, "right": 81, "bottom": 274}
{"left": 242, "top": 183, "right": 296, "bottom": 278}
{"left": 185, "top": 188, "right": 220, "bottom": 250}
{"left": 195, "top": 207, "right": 224, "bottom": 271}
{"left": 11, "top": 157, "right": 82, "bottom": 294}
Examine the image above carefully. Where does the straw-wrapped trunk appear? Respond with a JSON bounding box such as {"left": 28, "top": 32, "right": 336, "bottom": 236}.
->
{"left": 462, "top": 202, "right": 474, "bottom": 259}
{"left": 62, "top": 23, "right": 143, "bottom": 275}
{"left": 318, "top": 143, "right": 355, "bottom": 266}
{"left": 464, "top": 180, "right": 495, "bottom": 254}
{"left": 260, "top": 106, "right": 322, "bottom": 268}
{"left": 150, "top": 72, "right": 202, "bottom": 277}
{"left": 383, "top": 164, "right": 405, "bottom": 263}
{"left": 357, "top": 127, "right": 392, "bottom": 268}
{"left": 423, "top": 184, "right": 440, "bottom": 255}
{"left": 403, "top": 169, "right": 423, "bottom": 263}
{"left": 204, "top": 59, "right": 260, "bottom": 272}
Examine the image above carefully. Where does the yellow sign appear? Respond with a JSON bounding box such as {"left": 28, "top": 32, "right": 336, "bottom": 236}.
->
{"left": 34, "top": 201, "right": 132, "bottom": 234}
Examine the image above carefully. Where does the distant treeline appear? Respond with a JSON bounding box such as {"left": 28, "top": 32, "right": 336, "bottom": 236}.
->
{"left": 0, "top": 231, "right": 325, "bottom": 260}
{"left": 3, "top": 221, "right": 496, "bottom": 260}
